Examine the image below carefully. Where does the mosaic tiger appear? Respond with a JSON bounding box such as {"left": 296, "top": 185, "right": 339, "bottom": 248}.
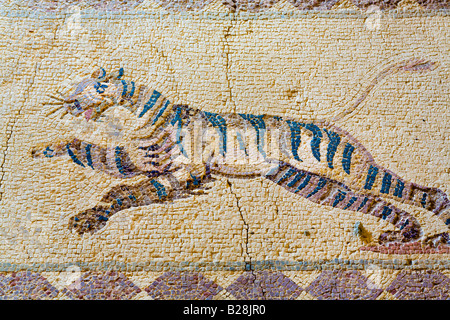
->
{"left": 32, "top": 60, "right": 450, "bottom": 250}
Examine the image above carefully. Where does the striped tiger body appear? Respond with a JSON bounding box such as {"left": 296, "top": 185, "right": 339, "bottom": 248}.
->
{"left": 33, "top": 64, "right": 450, "bottom": 249}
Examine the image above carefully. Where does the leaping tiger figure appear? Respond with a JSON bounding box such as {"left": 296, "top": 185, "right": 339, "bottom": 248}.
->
{"left": 32, "top": 59, "right": 450, "bottom": 252}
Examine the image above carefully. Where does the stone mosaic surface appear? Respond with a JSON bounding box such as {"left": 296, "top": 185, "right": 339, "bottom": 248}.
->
{"left": 0, "top": 269, "right": 450, "bottom": 300}
{"left": 0, "top": 0, "right": 449, "bottom": 300}
{"left": 7, "top": 0, "right": 450, "bottom": 12}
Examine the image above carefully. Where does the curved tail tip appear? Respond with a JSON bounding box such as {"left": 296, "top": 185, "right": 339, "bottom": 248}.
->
{"left": 400, "top": 58, "right": 438, "bottom": 72}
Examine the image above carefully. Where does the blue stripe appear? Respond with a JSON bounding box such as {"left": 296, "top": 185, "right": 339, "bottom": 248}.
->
{"left": 332, "top": 190, "right": 347, "bottom": 207}
{"left": 116, "top": 198, "right": 123, "bottom": 206}
{"left": 114, "top": 146, "right": 125, "bottom": 175}
{"left": 170, "top": 105, "right": 183, "bottom": 126}
{"left": 121, "top": 80, "right": 127, "bottom": 97}
{"left": 138, "top": 90, "right": 162, "bottom": 118}
{"left": 294, "top": 175, "right": 311, "bottom": 193}
{"left": 43, "top": 146, "right": 54, "bottom": 158}
{"left": 190, "top": 174, "right": 201, "bottom": 187}
{"left": 277, "top": 168, "right": 297, "bottom": 184}
{"left": 85, "top": 144, "right": 94, "bottom": 169}
{"left": 287, "top": 172, "right": 305, "bottom": 188}
{"left": 342, "top": 143, "right": 355, "bottom": 174}
{"left": 300, "top": 123, "right": 322, "bottom": 162}
{"left": 380, "top": 172, "right": 392, "bottom": 194}
{"left": 151, "top": 99, "right": 170, "bottom": 125}
{"left": 286, "top": 120, "right": 302, "bottom": 162}
{"left": 99, "top": 68, "right": 106, "bottom": 79}
{"left": 187, "top": 174, "right": 202, "bottom": 189}
{"left": 343, "top": 196, "right": 358, "bottom": 210}
{"left": 66, "top": 144, "right": 85, "bottom": 167}
{"left": 239, "top": 114, "right": 266, "bottom": 158}
{"left": 421, "top": 193, "right": 427, "bottom": 208}
{"left": 399, "top": 219, "right": 409, "bottom": 230}
{"left": 393, "top": 179, "right": 404, "bottom": 198}
{"left": 324, "top": 129, "right": 341, "bottom": 169}
{"left": 236, "top": 132, "right": 248, "bottom": 156}
{"left": 364, "top": 165, "right": 379, "bottom": 190}
{"left": 74, "top": 100, "right": 83, "bottom": 111}
{"left": 150, "top": 179, "right": 167, "bottom": 200}
{"left": 129, "top": 81, "right": 135, "bottom": 97}
{"left": 306, "top": 177, "right": 327, "bottom": 198}
{"left": 170, "top": 107, "right": 187, "bottom": 157}
{"left": 117, "top": 67, "right": 124, "bottom": 79}
{"left": 357, "top": 197, "right": 369, "bottom": 211}
{"left": 203, "top": 111, "right": 227, "bottom": 156}
{"left": 381, "top": 206, "right": 392, "bottom": 220}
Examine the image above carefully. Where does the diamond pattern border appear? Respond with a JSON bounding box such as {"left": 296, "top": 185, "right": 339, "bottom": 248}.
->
{"left": 0, "top": 269, "right": 449, "bottom": 300}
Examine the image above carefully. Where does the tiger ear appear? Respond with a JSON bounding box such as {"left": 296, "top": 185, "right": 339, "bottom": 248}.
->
{"left": 106, "top": 67, "right": 124, "bottom": 81}
{"left": 91, "top": 67, "right": 107, "bottom": 81}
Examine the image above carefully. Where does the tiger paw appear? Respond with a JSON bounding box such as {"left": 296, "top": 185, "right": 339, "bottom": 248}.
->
{"left": 360, "top": 232, "right": 450, "bottom": 254}
{"left": 421, "top": 232, "right": 450, "bottom": 248}
{"left": 68, "top": 208, "right": 110, "bottom": 235}
{"left": 377, "top": 225, "right": 421, "bottom": 245}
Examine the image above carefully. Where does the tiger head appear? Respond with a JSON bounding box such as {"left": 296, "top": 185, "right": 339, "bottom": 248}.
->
{"left": 47, "top": 67, "right": 130, "bottom": 121}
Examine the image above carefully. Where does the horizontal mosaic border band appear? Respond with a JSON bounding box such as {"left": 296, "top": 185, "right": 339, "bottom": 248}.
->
{"left": 1, "top": 8, "right": 450, "bottom": 20}
{"left": 6, "top": 0, "right": 450, "bottom": 13}
{"left": 1, "top": 269, "right": 450, "bottom": 299}
{"left": 1, "top": 259, "right": 450, "bottom": 272}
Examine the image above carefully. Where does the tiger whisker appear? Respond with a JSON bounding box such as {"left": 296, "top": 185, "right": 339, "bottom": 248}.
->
{"left": 42, "top": 102, "right": 64, "bottom": 106}
{"left": 59, "top": 109, "right": 69, "bottom": 119}
{"left": 45, "top": 105, "right": 65, "bottom": 117}
{"left": 47, "top": 94, "right": 66, "bottom": 102}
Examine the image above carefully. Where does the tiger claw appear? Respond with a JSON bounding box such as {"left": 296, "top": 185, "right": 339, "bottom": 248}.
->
{"left": 377, "top": 230, "right": 449, "bottom": 249}
{"left": 421, "top": 232, "right": 450, "bottom": 248}
{"left": 361, "top": 232, "right": 450, "bottom": 254}
{"left": 378, "top": 231, "right": 407, "bottom": 245}
{"left": 378, "top": 223, "right": 422, "bottom": 245}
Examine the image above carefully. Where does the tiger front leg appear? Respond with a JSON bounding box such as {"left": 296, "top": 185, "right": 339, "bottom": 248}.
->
{"left": 68, "top": 178, "right": 176, "bottom": 235}
{"left": 68, "top": 168, "right": 211, "bottom": 235}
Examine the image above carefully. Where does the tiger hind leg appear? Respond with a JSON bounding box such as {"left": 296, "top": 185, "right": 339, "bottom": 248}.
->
{"left": 316, "top": 124, "right": 450, "bottom": 228}
{"left": 265, "top": 162, "right": 423, "bottom": 245}
{"left": 361, "top": 163, "right": 450, "bottom": 228}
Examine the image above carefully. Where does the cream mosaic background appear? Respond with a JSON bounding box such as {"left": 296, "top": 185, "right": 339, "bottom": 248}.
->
{"left": 0, "top": 0, "right": 449, "bottom": 299}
